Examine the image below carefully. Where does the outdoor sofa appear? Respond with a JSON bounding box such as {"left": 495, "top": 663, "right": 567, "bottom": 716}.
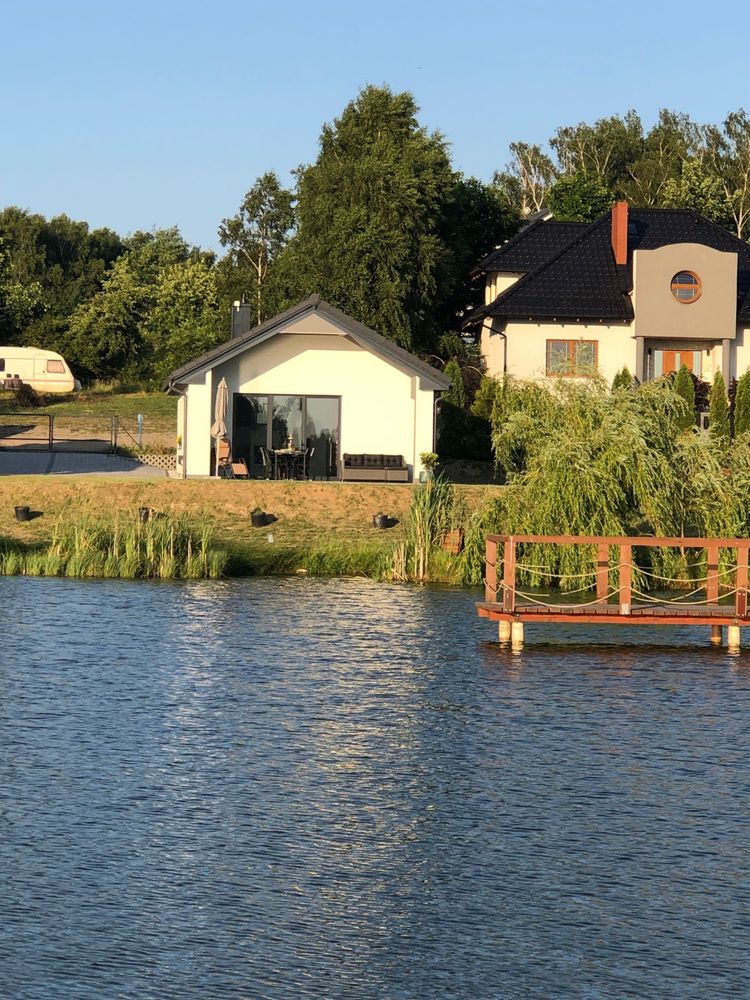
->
{"left": 341, "top": 453, "right": 409, "bottom": 482}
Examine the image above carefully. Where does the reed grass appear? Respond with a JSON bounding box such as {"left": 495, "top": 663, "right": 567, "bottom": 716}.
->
{"left": 224, "top": 539, "right": 388, "bottom": 578}
{"left": 390, "top": 476, "right": 465, "bottom": 583}
{"left": 0, "top": 511, "right": 226, "bottom": 579}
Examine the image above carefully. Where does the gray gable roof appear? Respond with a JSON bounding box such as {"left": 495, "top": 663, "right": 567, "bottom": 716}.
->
{"left": 165, "top": 295, "right": 451, "bottom": 391}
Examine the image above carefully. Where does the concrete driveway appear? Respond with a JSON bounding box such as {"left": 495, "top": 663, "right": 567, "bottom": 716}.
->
{"left": 0, "top": 450, "right": 168, "bottom": 478}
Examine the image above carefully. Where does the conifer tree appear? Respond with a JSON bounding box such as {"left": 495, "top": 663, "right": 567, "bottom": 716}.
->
{"left": 438, "top": 359, "right": 467, "bottom": 458}
{"left": 444, "top": 359, "right": 466, "bottom": 409}
{"left": 611, "top": 366, "right": 632, "bottom": 392}
{"left": 733, "top": 369, "right": 750, "bottom": 436}
{"left": 709, "top": 370, "right": 731, "bottom": 442}
{"left": 673, "top": 365, "right": 696, "bottom": 431}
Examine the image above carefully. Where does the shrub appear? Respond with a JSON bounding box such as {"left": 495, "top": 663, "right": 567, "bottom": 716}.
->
{"left": 611, "top": 366, "right": 633, "bottom": 392}
{"left": 14, "top": 382, "right": 43, "bottom": 407}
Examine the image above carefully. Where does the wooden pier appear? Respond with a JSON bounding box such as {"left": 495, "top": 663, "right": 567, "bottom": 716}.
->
{"left": 477, "top": 534, "right": 750, "bottom": 649}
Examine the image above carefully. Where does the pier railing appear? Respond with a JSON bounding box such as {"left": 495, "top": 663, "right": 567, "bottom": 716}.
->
{"left": 484, "top": 534, "right": 750, "bottom": 619}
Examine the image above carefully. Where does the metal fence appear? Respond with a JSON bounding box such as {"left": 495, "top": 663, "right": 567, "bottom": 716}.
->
{"left": 0, "top": 413, "right": 144, "bottom": 453}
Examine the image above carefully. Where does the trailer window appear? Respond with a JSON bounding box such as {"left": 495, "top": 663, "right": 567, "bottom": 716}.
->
{"left": 47, "top": 360, "right": 64, "bottom": 373}
{"left": 0, "top": 359, "right": 4, "bottom": 369}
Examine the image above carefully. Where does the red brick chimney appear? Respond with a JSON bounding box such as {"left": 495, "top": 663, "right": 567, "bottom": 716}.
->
{"left": 611, "top": 201, "right": 628, "bottom": 265}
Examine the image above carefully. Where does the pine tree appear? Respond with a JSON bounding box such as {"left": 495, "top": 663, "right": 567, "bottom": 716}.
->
{"left": 611, "top": 366, "right": 632, "bottom": 392}
{"left": 673, "top": 365, "right": 696, "bottom": 431}
{"left": 709, "top": 370, "right": 731, "bottom": 442}
{"left": 733, "top": 369, "right": 750, "bottom": 436}
{"left": 444, "top": 359, "right": 466, "bottom": 409}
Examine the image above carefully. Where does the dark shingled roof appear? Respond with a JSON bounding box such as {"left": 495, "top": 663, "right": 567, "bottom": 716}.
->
{"left": 473, "top": 219, "right": 586, "bottom": 276}
{"left": 472, "top": 208, "right": 750, "bottom": 324}
{"left": 165, "top": 295, "right": 451, "bottom": 391}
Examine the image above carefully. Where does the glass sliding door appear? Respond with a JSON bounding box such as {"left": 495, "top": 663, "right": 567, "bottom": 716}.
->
{"left": 272, "top": 396, "right": 303, "bottom": 449}
{"left": 233, "top": 394, "right": 268, "bottom": 478}
{"left": 305, "top": 397, "right": 339, "bottom": 479}
{"left": 233, "top": 393, "right": 340, "bottom": 479}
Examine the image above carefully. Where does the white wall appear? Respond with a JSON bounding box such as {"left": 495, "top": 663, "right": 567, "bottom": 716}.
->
{"left": 183, "top": 371, "right": 213, "bottom": 476}
{"left": 181, "top": 321, "right": 438, "bottom": 477}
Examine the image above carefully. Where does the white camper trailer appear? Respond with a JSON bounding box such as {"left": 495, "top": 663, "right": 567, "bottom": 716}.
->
{"left": 0, "top": 347, "right": 80, "bottom": 394}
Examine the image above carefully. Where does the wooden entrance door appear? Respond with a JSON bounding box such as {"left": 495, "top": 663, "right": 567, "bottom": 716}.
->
{"left": 661, "top": 350, "right": 696, "bottom": 375}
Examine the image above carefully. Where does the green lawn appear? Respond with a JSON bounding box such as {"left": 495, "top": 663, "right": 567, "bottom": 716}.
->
{"left": 0, "top": 388, "right": 176, "bottom": 428}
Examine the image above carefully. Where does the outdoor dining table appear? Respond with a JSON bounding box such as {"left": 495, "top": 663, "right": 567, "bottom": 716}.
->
{"left": 272, "top": 448, "right": 304, "bottom": 480}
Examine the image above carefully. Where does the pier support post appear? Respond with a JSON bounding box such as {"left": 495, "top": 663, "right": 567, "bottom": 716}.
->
{"left": 498, "top": 621, "right": 511, "bottom": 643}
{"left": 511, "top": 621, "right": 524, "bottom": 650}
{"left": 710, "top": 625, "right": 723, "bottom": 647}
{"left": 728, "top": 625, "right": 741, "bottom": 652}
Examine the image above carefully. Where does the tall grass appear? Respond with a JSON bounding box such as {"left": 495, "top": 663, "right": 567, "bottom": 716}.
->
{"left": 391, "top": 476, "right": 465, "bottom": 582}
{"left": 226, "top": 538, "right": 389, "bottom": 578}
{"left": 0, "top": 512, "right": 226, "bottom": 579}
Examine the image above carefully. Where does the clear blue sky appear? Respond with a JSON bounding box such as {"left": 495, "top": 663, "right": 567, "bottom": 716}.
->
{"left": 1, "top": 0, "right": 748, "bottom": 250}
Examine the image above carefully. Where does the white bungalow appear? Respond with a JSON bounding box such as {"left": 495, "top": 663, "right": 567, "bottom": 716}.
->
{"left": 165, "top": 295, "right": 450, "bottom": 481}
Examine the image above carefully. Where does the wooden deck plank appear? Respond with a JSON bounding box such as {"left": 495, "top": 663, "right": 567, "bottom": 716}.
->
{"left": 476, "top": 600, "right": 750, "bottom": 627}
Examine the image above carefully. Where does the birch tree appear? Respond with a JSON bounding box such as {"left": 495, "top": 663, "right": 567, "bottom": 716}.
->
{"left": 219, "top": 172, "right": 295, "bottom": 325}
{"left": 493, "top": 142, "right": 557, "bottom": 217}
{"left": 701, "top": 110, "right": 750, "bottom": 239}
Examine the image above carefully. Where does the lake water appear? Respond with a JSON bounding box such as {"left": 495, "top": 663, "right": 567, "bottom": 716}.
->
{"left": 1, "top": 576, "right": 749, "bottom": 999}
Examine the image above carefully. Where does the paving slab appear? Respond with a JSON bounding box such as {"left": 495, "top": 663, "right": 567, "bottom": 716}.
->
{"left": 0, "top": 450, "right": 167, "bottom": 478}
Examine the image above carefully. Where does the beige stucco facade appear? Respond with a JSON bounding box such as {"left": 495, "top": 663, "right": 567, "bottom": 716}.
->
{"left": 632, "top": 244, "right": 737, "bottom": 341}
{"left": 173, "top": 305, "right": 445, "bottom": 479}
{"left": 482, "top": 318, "right": 634, "bottom": 384}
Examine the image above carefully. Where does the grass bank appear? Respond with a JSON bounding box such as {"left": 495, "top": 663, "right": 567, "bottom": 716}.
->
{"left": 0, "top": 478, "right": 501, "bottom": 581}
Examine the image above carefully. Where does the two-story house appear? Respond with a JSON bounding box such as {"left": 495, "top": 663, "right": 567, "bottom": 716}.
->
{"left": 472, "top": 202, "right": 750, "bottom": 387}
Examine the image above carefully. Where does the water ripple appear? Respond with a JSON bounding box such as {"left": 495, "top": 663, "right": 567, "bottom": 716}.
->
{"left": 1, "top": 576, "right": 749, "bottom": 998}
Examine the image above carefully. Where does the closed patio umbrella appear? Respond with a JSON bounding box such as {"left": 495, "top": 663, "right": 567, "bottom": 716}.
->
{"left": 210, "top": 377, "right": 229, "bottom": 476}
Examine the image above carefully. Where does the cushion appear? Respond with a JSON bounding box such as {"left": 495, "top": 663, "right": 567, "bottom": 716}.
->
{"left": 363, "top": 454, "right": 384, "bottom": 468}
{"left": 382, "top": 454, "right": 404, "bottom": 468}
{"left": 343, "top": 453, "right": 364, "bottom": 467}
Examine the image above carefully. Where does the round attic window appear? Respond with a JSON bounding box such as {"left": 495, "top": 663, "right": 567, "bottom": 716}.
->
{"left": 671, "top": 270, "right": 702, "bottom": 303}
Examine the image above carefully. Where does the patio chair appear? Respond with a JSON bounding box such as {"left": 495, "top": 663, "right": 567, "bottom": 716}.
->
{"left": 217, "top": 437, "right": 232, "bottom": 477}
{"left": 230, "top": 458, "right": 250, "bottom": 479}
{"left": 301, "top": 445, "right": 315, "bottom": 479}
{"left": 259, "top": 446, "right": 272, "bottom": 479}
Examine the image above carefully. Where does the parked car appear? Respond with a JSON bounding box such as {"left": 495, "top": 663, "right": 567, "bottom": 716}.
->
{"left": 0, "top": 346, "right": 80, "bottom": 394}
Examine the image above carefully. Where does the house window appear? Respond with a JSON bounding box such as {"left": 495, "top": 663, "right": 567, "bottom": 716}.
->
{"left": 546, "top": 339, "right": 598, "bottom": 376}
{"left": 671, "top": 271, "right": 701, "bottom": 303}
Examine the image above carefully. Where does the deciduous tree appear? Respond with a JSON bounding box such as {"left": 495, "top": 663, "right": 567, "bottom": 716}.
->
{"left": 661, "top": 159, "right": 732, "bottom": 227}
{"left": 547, "top": 171, "right": 612, "bottom": 222}
{"left": 218, "top": 171, "right": 295, "bottom": 326}
{"left": 550, "top": 112, "right": 643, "bottom": 190}
{"left": 493, "top": 142, "right": 557, "bottom": 217}
{"left": 283, "top": 85, "right": 457, "bottom": 350}
{"left": 701, "top": 109, "right": 750, "bottom": 239}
